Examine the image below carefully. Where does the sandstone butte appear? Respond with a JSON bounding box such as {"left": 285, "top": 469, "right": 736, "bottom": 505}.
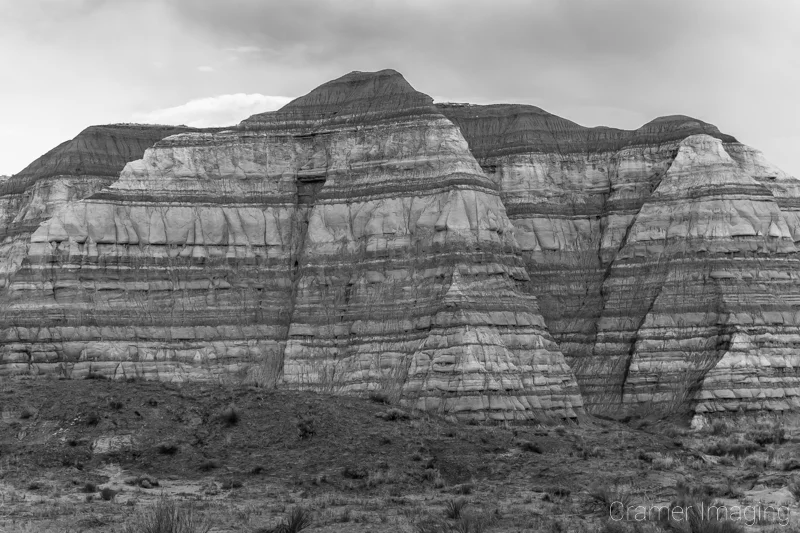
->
{"left": 1, "top": 69, "right": 798, "bottom": 425}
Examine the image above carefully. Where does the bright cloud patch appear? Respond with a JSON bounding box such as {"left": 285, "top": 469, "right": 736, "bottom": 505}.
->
{"left": 131, "top": 94, "right": 294, "bottom": 128}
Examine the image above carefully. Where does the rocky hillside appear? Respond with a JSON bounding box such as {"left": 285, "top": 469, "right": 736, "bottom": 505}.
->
{"left": 1, "top": 70, "right": 798, "bottom": 423}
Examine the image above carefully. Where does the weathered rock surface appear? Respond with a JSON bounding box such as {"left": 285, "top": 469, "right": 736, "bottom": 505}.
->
{"left": 2, "top": 71, "right": 799, "bottom": 420}
{"left": 0, "top": 71, "right": 583, "bottom": 420}
{"left": 0, "top": 125, "right": 195, "bottom": 290}
{"left": 442, "top": 104, "right": 800, "bottom": 418}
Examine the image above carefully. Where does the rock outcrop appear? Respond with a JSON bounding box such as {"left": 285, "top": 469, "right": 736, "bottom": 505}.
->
{"left": 441, "top": 104, "right": 800, "bottom": 418}
{"left": 0, "top": 124, "right": 195, "bottom": 290}
{"left": 2, "top": 71, "right": 798, "bottom": 421}
{"left": 0, "top": 70, "right": 583, "bottom": 421}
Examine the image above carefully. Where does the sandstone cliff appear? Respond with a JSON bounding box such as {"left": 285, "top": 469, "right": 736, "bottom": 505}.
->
{"left": 2, "top": 70, "right": 798, "bottom": 422}
{"left": 0, "top": 71, "right": 583, "bottom": 421}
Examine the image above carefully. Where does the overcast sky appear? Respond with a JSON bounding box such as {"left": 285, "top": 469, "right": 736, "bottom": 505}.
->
{"left": 1, "top": 0, "right": 797, "bottom": 177}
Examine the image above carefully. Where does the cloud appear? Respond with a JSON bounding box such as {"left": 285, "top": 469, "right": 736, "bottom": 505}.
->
{"left": 197, "top": 65, "right": 214, "bottom": 72}
{"left": 131, "top": 93, "right": 294, "bottom": 128}
{"left": 225, "top": 45, "right": 261, "bottom": 53}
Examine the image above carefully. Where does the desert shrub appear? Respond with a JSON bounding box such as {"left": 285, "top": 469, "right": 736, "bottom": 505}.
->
{"left": 27, "top": 481, "right": 42, "bottom": 491}
{"left": 82, "top": 482, "right": 97, "bottom": 493}
{"left": 413, "top": 518, "right": 449, "bottom": 533}
{"left": 742, "top": 453, "right": 768, "bottom": 470}
{"left": 637, "top": 449, "right": 654, "bottom": 463}
{"left": 746, "top": 421, "right": 785, "bottom": 446}
{"left": 220, "top": 478, "right": 243, "bottom": 490}
{"left": 377, "top": 408, "right": 410, "bottom": 421}
{"left": 704, "top": 437, "right": 759, "bottom": 459}
{"left": 120, "top": 496, "right": 211, "bottom": 533}
{"left": 86, "top": 413, "right": 100, "bottom": 426}
{"left": 542, "top": 486, "right": 571, "bottom": 503}
{"left": 100, "top": 487, "right": 117, "bottom": 501}
{"left": 662, "top": 480, "right": 746, "bottom": 533}
{"left": 450, "top": 482, "right": 474, "bottom": 495}
{"left": 342, "top": 466, "right": 368, "bottom": 480}
{"left": 588, "top": 484, "right": 632, "bottom": 517}
{"left": 651, "top": 453, "right": 675, "bottom": 470}
{"left": 444, "top": 498, "right": 469, "bottom": 519}
{"left": 368, "top": 391, "right": 391, "bottom": 404}
{"left": 256, "top": 507, "right": 312, "bottom": 533}
{"left": 709, "top": 420, "right": 731, "bottom": 437}
{"left": 787, "top": 476, "right": 800, "bottom": 501}
{"left": 582, "top": 446, "right": 603, "bottom": 459}
{"left": 220, "top": 405, "right": 239, "bottom": 426}
{"left": 198, "top": 459, "right": 219, "bottom": 472}
{"left": 158, "top": 442, "right": 179, "bottom": 455}
{"left": 520, "top": 441, "right": 543, "bottom": 453}
{"left": 296, "top": 416, "right": 315, "bottom": 439}
{"left": 19, "top": 406, "right": 35, "bottom": 420}
{"left": 109, "top": 399, "right": 124, "bottom": 410}
{"left": 452, "top": 513, "right": 491, "bottom": 533}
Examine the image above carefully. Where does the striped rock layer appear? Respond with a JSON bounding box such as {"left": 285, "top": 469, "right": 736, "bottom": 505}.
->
{"left": 0, "top": 70, "right": 583, "bottom": 421}
{"left": 3, "top": 71, "right": 799, "bottom": 420}
{"left": 441, "top": 104, "right": 800, "bottom": 417}
{"left": 0, "top": 125, "right": 194, "bottom": 290}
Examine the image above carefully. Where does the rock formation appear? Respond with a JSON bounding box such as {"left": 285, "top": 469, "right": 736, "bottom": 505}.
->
{"left": 441, "top": 104, "right": 800, "bottom": 419}
{"left": 0, "top": 70, "right": 583, "bottom": 421}
{"left": 1, "top": 70, "right": 798, "bottom": 421}
{"left": 0, "top": 124, "right": 195, "bottom": 290}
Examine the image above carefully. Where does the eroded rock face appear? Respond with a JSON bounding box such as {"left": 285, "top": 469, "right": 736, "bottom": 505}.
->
{"left": 442, "top": 104, "right": 800, "bottom": 417}
{"left": 0, "top": 71, "right": 583, "bottom": 420}
{"left": 2, "top": 71, "right": 798, "bottom": 420}
{"left": 0, "top": 125, "right": 194, "bottom": 290}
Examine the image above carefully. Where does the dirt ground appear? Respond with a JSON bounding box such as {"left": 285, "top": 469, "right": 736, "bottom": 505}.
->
{"left": 1, "top": 377, "right": 799, "bottom": 532}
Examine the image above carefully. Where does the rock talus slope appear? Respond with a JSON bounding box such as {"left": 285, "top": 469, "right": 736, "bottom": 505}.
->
{"left": 0, "top": 70, "right": 583, "bottom": 420}
{"left": 442, "top": 104, "right": 800, "bottom": 418}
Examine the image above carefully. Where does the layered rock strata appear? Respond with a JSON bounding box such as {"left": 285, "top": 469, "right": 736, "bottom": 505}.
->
{"left": 0, "top": 71, "right": 583, "bottom": 420}
{"left": 0, "top": 125, "right": 194, "bottom": 289}
{"left": 442, "top": 104, "right": 800, "bottom": 416}
{"left": 3, "top": 71, "right": 799, "bottom": 420}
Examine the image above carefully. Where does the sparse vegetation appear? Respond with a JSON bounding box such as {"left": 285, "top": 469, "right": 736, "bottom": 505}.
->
{"left": 787, "top": 476, "right": 800, "bottom": 501}
{"left": 376, "top": 408, "right": 410, "bottom": 421}
{"left": 368, "top": 391, "right": 391, "bottom": 404}
{"left": 342, "top": 465, "right": 368, "bottom": 480}
{"left": 519, "top": 440, "right": 542, "bottom": 453}
{"left": 119, "top": 496, "right": 211, "bottom": 533}
{"left": 296, "top": 416, "right": 315, "bottom": 439}
{"left": 220, "top": 405, "right": 239, "bottom": 426}
{"left": 158, "top": 442, "right": 179, "bottom": 455}
{"left": 745, "top": 420, "right": 785, "bottom": 446}
{"left": 444, "top": 498, "right": 469, "bottom": 519}
{"left": 588, "top": 484, "right": 632, "bottom": 516}
{"left": 709, "top": 419, "right": 731, "bottom": 437}
{"left": 5, "top": 379, "right": 798, "bottom": 533}
{"left": 198, "top": 459, "right": 220, "bottom": 472}
{"left": 703, "top": 436, "right": 760, "bottom": 459}
{"left": 257, "top": 507, "right": 312, "bottom": 533}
